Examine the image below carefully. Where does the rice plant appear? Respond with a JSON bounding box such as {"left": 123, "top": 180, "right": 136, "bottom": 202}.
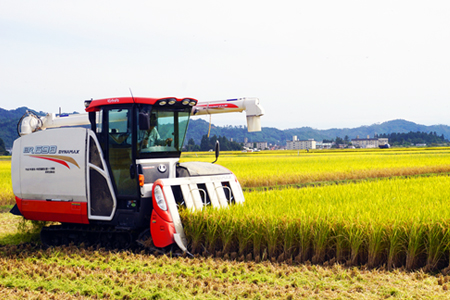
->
{"left": 181, "top": 175, "right": 450, "bottom": 270}
{"left": 0, "top": 160, "right": 14, "bottom": 207}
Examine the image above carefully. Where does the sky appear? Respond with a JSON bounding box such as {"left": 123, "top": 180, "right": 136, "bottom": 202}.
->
{"left": 1, "top": 1, "right": 450, "bottom": 130}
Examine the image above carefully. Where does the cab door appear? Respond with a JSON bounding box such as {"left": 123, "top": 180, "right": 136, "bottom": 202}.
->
{"left": 103, "top": 107, "right": 140, "bottom": 199}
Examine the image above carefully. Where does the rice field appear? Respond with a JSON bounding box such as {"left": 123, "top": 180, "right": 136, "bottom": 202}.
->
{"left": 0, "top": 159, "right": 13, "bottom": 208}
{"left": 2, "top": 148, "right": 450, "bottom": 298}
{"left": 181, "top": 148, "right": 450, "bottom": 188}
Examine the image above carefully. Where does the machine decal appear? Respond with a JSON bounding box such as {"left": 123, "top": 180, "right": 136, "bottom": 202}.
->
{"left": 28, "top": 154, "right": 80, "bottom": 169}
{"left": 197, "top": 103, "right": 239, "bottom": 109}
{"left": 23, "top": 145, "right": 57, "bottom": 154}
{"left": 158, "top": 164, "right": 167, "bottom": 173}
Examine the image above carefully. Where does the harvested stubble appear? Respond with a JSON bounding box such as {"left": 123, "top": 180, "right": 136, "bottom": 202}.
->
{"left": 1, "top": 243, "right": 450, "bottom": 299}
{"left": 180, "top": 175, "right": 450, "bottom": 271}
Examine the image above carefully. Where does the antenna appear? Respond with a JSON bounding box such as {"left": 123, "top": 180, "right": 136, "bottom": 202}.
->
{"left": 129, "top": 88, "right": 135, "bottom": 103}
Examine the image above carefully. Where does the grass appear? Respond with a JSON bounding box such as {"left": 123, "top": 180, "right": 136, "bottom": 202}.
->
{"left": 0, "top": 213, "right": 44, "bottom": 245}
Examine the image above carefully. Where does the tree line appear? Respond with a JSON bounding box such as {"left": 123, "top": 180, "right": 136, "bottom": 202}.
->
{"left": 323, "top": 131, "right": 448, "bottom": 147}
{"left": 185, "top": 135, "right": 243, "bottom": 152}
{"left": 0, "top": 137, "right": 8, "bottom": 155}
{"left": 377, "top": 131, "right": 447, "bottom": 146}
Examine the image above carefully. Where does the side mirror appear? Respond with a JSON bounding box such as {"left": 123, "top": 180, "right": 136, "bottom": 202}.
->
{"left": 139, "top": 112, "right": 150, "bottom": 131}
{"left": 212, "top": 140, "right": 220, "bottom": 164}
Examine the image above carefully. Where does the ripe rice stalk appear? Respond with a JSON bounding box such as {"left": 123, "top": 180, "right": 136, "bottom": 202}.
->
{"left": 295, "top": 218, "right": 312, "bottom": 263}
{"left": 311, "top": 217, "right": 332, "bottom": 264}
{"left": 219, "top": 215, "right": 236, "bottom": 253}
{"left": 424, "top": 222, "right": 449, "bottom": 271}
{"left": 233, "top": 216, "right": 253, "bottom": 256}
{"left": 0, "top": 161, "right": 14, "bottom": 206}
{"left": 332, "top": 222, "right": 349, "bottom": 263}
{"left": 405, "top": 222, "right": 426, "bottom": 270}
{"left": 281, "top": 219, "right": 297, "bottom": 260}
{"left": 386, "top": 223, "right": 407, "bottom": 270}
{"left": 251, "top": 217, "right": 264, "bottom": 259}
{"left": 205, "top": 210, "right": 221, "bottom": 253}
{"left": 264, "top": 217, "right": 281, "bottom": 260}
{"left": 179, "top": 209, "right": 206, "bottom": 254}
{"left": 367, "top": 224, "right": 387, "bottom": 268}
{"left": 346, "top": 222, "right": 367, "bottom": 266}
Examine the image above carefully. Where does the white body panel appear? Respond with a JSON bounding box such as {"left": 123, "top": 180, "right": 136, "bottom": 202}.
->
{"left": 12, "top": 128, "right": 88, "bottom": 202}
{"left": 12, "top": 128, "right": 117, "bottom": 221}
{"left": 136, "top": 157, "right": 179, "bottom": 198}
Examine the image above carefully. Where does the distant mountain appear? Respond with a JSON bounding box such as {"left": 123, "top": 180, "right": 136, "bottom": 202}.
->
{"left": 1, "top": 106, "right": 449, "bottom": 148}
{"left": 185, "top": 119, "right": 450, "bottom": 146}
{"left": 0, "top": 107, "right": 46, "bottom": 149}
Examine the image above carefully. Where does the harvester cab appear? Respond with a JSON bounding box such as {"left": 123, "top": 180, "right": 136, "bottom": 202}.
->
{"left": 10, "top": 96, "right": 264, "bottom": 252}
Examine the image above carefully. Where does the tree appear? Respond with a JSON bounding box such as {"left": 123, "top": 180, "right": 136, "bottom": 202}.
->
{"left": 195, "top": 134, "right": 242, "bottom": 151}
{"left": 0, "top": 138, "right": 7, "bottom": 155}
{"left": 335, "top": 136, "right": 344, "bottom": 145}
{"left": 185, "top": 138, "right": 200, "bottom": 152}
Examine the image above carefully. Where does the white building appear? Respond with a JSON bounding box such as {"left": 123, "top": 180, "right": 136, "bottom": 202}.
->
{"left": 316, "top": 142, "right": 332, "bottom": 149}
{"left": 243, "top": 139, "right": 268, "bottom": 150}
{"left": 286, "top": 136, "right": 316, "bottom": 150}
{"left": 351, "top": 136, "right": 389, "bottom": 148}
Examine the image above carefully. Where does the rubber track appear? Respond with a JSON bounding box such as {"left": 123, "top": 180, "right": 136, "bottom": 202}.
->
{"left": 40, "top": 224, "right": 134, "bottom": 250}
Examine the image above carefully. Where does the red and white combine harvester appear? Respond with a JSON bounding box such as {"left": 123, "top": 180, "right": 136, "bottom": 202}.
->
{"left": 10, "top": 97, "right": 264, "bottom": 252}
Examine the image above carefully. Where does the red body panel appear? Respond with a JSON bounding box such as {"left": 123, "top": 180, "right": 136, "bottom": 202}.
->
{"left": 16, "top": 197, "right": 89, "bottom": 224}
{"left": 152, "top": 180, "right": 173, "bottom": 222}
{"left": 150, "top": 210, "right": 175, "bottom": 248}
{"left": 150, "top": 180, "right": 175, "bottom": 248}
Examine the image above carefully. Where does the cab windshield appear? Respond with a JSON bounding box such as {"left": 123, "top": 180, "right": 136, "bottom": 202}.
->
{"left": 137, "top": 105, "right": 190, "bottom": 158}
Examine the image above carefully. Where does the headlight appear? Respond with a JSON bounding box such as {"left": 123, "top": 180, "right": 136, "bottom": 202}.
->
{"left": 154, "top": 185, "right": 167, "bottom": 211}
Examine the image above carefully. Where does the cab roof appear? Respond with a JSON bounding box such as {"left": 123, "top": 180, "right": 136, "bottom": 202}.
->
{"left": 85, "top": 97, "right": 198, "bottom": 112}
